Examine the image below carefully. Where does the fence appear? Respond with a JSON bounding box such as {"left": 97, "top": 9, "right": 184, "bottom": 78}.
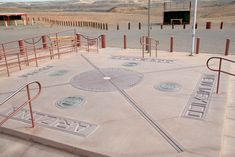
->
{"left": 0, "top": 29, "right": 105, "bottom": 77}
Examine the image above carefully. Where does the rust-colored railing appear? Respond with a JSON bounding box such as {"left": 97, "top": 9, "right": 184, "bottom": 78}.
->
{"left": 140, "top": 36, "right": 159, "bottom": 58}
{"left": 0, "top": 81, "right": 42, "bottom": 128}
{"left": 206, "top": 57, "right": 235, "bottom": 94}
{"left": 76, "top": 34, "right": 101, "bottom": 53}
{"left": 0, "top": 30, "right": 103, "bottom": 77}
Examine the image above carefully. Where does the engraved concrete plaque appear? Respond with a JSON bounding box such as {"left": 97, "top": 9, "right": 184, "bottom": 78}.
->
{"left": 49, "top": 70, "right": 69, "bottom": 77}
{"left": 0, "top": 107, "right": 97, "bottom": 137}
{"left": 122, "top": 62, "right": 139, "bottom": 67}
{"left": 155, "top": 82, "right": 182, "bottom": 92}
{"left": 56, "top": 96, "right": 85, "bottom": 109}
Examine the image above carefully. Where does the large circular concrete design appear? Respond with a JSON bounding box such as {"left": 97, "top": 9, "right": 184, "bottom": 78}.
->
{"left": 70, "top": 68, "right": 143, "bottom": 92}
{"left": 56, "top": 96, "right": 85, "bottom": 109}
{"left": 155, "top": 82, "right": 182, "bottom": 92}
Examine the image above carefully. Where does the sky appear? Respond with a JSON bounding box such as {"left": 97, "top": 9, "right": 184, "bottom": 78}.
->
{"left": 0, "top": 0, "right": 65, "bottom": 2}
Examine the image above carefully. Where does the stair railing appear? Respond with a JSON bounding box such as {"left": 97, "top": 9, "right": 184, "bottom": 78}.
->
{"left": 0, "top": 81, "right": 42, "bottom": 128}
{"left": 206, "top": 57, "right": 235, "bottom": 94}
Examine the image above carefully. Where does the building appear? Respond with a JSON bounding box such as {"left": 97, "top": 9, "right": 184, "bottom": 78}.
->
{"left": 0, "top": 13, "right": 28, "bottom": 26}
{"left": 163, "top": 1, "right": 191, "bottom": 25}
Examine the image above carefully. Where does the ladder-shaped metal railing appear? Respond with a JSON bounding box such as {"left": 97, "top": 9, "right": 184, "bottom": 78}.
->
{"left": 0, "top": 81, "right": 42, "bottom": 128}
{"left": 140, "top": 36, "right": 159, "bottom": 59}
{"left": 206, "top": 57, "right": 235, "bottom": 94}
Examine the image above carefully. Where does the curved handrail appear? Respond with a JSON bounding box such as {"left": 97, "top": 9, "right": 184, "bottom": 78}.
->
{"left": 206, "top": 57, "right": 235, "bottom": 76}
{"left": 0, "top": 81, "right": 42, "bottom": 128}
{"left": 206, "top": 57, "right": 235, "bottom": 94}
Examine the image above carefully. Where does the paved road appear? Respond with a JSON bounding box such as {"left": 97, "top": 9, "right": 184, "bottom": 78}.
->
{"left": 0, "top": 24, "right": 234, "bottom": 55}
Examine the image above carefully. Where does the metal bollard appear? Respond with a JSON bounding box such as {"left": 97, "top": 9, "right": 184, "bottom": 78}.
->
{"left": 42, "top": 35, "right": 48, "bottom": 49}
{"left": 18, "top": 40, "right": 26, "bottom": 55}
{"left": 101, "top": 35, "right": 106, "bottom": 48}
{"left": 206, "top": 22, "right": 211, "bottom": 29}
{"left": 196, "top": 38, "right": 200, "bottom": 54}
{"left": 106, "top": 24, "right": 108, "bottom": 30}
{"left": 220, "top": 22, "right": 223, "bottom": 30}
{"left": 124, "top": 35, "right": 127, "bottom": 49}
{"left": 225, "top": 39, "right": 230, "bottom": 56}
{"left": 170, "top": 36, "right": 174, "bottom": 52}
{"left": 76, "top": 34, "right": 81, "bottom": 47}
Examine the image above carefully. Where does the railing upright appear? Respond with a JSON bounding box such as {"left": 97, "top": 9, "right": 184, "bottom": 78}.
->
{"left": 206, "top": 57, "right": 235, "bottom": 94}
{"left": 0, "top": 81, "right": 41, "bottom": 128}
{"left": 2, "top": 44, "right": 9, "bottom": 76}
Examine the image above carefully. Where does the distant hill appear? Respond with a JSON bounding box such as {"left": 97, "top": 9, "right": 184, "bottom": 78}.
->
{"left": 0, "top": 0, "right": 234, "bottom": 12}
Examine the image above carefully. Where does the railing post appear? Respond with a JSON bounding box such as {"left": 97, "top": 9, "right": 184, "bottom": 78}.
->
{"left": 2, "top": 44, "right": 10, "bottom": 77}
{"left": 124, "top": 35, "right": 127, "bottom": 49}
{"left": 216, "top": 58, "right": 222, "bottom": 94}
{"left": 225, "top": 39, "right": 230, "bottom": 56}
{"left": 26, "top": 84, "right": 35, "bottom": 128}
{"left": 141, "top": 36, "right": 144, "bottom": 59}
{"left": 55, "top": 33, "right": 60, "bottom": 59}
{"left": 32, "top": 38, "right": 38, "bottom": 67}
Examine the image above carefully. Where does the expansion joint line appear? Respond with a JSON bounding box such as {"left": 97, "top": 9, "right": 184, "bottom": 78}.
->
{"left": 80, "top": 54, "right": 184, "bottom": 153}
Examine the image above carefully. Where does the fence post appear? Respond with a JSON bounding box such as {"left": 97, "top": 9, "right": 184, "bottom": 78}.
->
{"left": 18, "top": 40, "right": 26, "bottom": 55}
{"left": 42, "top": 35, "right": 48, "bottom": 49}
{"left": 101, "top": 35, "right": 106, "bottom": 48}
{"left": 124, "top": 35, "right": 127, "bottom": 49}
{"left": 183, "top": 23, "right": 186, "bottom": 29}
{"left": 196, "top": 38, "right": 200, "bottom": 54}
{"left": 170, "top": 36, "right": 174, "bottom": 52}
{"left": 161, "top": 24, "right": 163, "bottom": 29}
{"left": 117, "top": 24, "right": 119, "bottom": 30}
{"left": 128, "top": 22, "right": 130, "bottom": 30}
{"left": 139, "top": 22, "right": 141, "bottom": 30}
{"left": 225, "top": 39, "right": 230, "bottom": 56}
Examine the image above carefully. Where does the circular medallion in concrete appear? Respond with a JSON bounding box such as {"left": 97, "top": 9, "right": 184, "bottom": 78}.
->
{"left": 49, "top": 70, "right": 69, "bottom": 77}
{"left": 56, "top": 96, "right": 85, "bottom": 109}
{"left": 122, "top": 62, "right": 139, "bottom": 67}
{"left": 70, "top": 68, "right": 143, "bottom": 92}
{"left": 155, "top": 82, "right": 181, "bottom": 92}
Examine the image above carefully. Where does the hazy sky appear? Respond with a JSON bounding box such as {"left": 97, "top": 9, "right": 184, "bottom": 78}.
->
{"left": 0, "top": 0, "right": 63, "bottom": 2}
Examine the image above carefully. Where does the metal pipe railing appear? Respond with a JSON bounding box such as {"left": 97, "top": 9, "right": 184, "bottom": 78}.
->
{"left": 0, "top": 81, "right": 42, "bottom": 128}
{"left": 206, "top": 57, "right": 235, "bottom": 94}
{"left": 140, "top": 36, "right": 159, "bottom": 58}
